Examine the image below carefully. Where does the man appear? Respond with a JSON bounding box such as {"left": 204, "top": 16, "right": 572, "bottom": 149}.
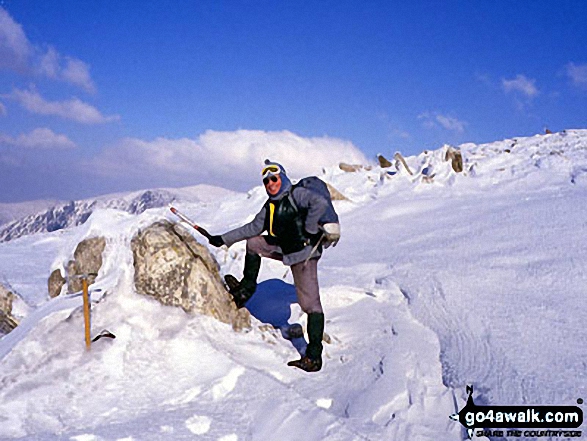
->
{"left": 208, "top": 160, "right": 333, "bottom": 372}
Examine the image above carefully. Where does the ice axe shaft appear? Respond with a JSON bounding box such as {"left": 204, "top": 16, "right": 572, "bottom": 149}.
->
{"left": 303, "top": 233, "right": 324, "bottom": 268}
{"left": 169, "top": 207, "right": 213, "bottom": 240}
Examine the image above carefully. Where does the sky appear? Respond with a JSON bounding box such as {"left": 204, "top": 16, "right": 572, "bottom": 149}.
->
{"left": 0, "top": 0, "right": 586, "bottom": 202}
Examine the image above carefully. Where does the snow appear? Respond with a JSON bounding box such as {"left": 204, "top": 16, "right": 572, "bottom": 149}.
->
{"left": 0, "top": 199, "right": 62, "bottom": 226}
{"left": 0, "top": 130, "right": 586, "bottom": 440}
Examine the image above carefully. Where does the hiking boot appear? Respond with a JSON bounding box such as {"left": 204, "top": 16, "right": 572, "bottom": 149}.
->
{"left": 287, "top": 355, "right": 322, "bottom": 372}
{"left": 305, "top": 312, "right": 324, "bottom": 360}
{"left": 224, "top": 274, "right": 254, "bottom": 309}
{"left": 224, "top": 253, "right": 261, "bottom": 308}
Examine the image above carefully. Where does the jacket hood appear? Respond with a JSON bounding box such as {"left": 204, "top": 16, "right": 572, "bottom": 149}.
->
{"left": 267, "top": 173, "right": 292, "bottom": 200}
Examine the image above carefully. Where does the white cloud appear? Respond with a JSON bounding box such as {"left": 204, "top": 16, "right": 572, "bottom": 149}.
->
{"left": 566, "top": 62, "right": 587, "bottom": 90}
{"left": 0, "top": 7, "right": 95, "bottom": 92}
{"left": 0, "top": 127, "right": 76, "bottom": 149}
{"left": 435, "top": 114, "right": 466, "bottom": 133}
{"left": 91, "top": 130, "right": 369, "bottom": 191}
{"left": 0, "top": 102, "right": 6, "bottom": 116}
{"left": 0, "top": 6, "right": 32, "bottom": 71}
{"left": 418, "top": 112, "right": 466, "bottom": 133}
{"left": 39, "top": 46, "right": 95, "bottom": 93}
{"left": 11, "top": 87, "right": 119, "bottom": 124}
{"left": 502, "top": 74, "right": 539, "bottom": 97}
{"left": 61, "top": 57, "right": 95, "bottom": 93}
{"left": 39, "top": 46, "right": 60, "bottom": 78}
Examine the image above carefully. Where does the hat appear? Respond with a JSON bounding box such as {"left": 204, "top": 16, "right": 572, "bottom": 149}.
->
{"left": 261, "top": 159, "right": 287, "bottom": 178}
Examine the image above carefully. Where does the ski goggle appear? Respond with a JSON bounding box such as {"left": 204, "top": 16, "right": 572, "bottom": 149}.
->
{"left": 261, "top": 164, "right": 281, "bottom": 179}
{"left": 263, "top": 175, "right": 279, "bottom": 185}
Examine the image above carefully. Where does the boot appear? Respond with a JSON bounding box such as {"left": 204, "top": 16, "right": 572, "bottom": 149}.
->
{"left": 287, "top": 355, "right": 322, "bottom": 372}
{"left": 225, "top": 253, "right": 261, "bottom": 308}
{"left": 288, "top": 312, "right": 324, "bottom": 372}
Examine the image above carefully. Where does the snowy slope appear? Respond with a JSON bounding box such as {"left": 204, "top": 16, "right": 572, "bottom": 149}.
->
{"left": 0, "top": 130, "right": 586, "bottom": 440}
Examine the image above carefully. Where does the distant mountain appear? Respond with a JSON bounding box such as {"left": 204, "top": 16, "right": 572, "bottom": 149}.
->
{"left": 0, "top": 184, "right": 236, "bottom": 243}
{"left": 0, "top": 199, "right": 62, "bottom": 226}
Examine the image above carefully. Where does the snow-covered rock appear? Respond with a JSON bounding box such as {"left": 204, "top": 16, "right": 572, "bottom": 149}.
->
{"left": 131, "top": 220, "right": 250, "bottom": 331}
{"left": 0, "top": 283, "right": 18, "bottom": 335}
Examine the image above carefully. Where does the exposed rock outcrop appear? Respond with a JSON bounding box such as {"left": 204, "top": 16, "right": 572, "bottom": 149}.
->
{"left": 131, "top": 221, "right": 250, "bottom": 331}
{"left": 377, "top": 154, "right": 392, "bottom": 168}
{"left": 47, "top": 236, "right": 106, "bottom": 297}
{"left": 0, "top": 284, "right": 18, "bottom": 335}
{"left": 444, "top": 146, "right": 464, "bottom": 173}
{"left": 325, "top": 182, "right": 348, "bottom": 201}
{"left": 339, "top": 163, "right": 366, "bottom": 172}
{"left": 48, "top": 268, "right": 66, "bottom": 298}
{"left": 394, "top": 152, "right": 414, "bottom": 175}
{"left": 66, "top": 237, "right": 106, "bottom": 293}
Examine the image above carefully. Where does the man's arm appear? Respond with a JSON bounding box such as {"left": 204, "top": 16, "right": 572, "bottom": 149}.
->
{"left": 220, "top": 206, "right": 267, "bottom": 247}
{"left": 292, "top": 187, "right": 328, "bottom": 235}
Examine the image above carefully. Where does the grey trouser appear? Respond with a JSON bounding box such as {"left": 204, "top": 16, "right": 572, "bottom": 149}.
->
{"left": 246, "top": 236, "right": 323, "bottom": 314}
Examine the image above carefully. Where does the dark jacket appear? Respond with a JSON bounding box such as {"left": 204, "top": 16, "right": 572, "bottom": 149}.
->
{"left": 221, "top": 186, "right": 329, "bottom": 265}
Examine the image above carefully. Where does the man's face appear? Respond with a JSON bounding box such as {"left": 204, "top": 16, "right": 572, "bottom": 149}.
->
{"left": 264, "top": 174, "right": 282, "bottom": 196}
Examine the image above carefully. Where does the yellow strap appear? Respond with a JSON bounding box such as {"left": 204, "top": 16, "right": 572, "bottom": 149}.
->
{"left": 269, "top": 202, "right": 276, "bottom": 236}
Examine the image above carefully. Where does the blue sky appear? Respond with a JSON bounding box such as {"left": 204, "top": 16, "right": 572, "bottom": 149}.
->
{"left": 1, "top": 1, "right": 586, "bottom": 202}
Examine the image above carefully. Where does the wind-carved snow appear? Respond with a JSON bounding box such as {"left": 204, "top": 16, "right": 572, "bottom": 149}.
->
{"left": 0, "top": 130, "right": 586, "bottom": 440}
{"left": 184, "top": 415, "right": 212, "bottom": 435}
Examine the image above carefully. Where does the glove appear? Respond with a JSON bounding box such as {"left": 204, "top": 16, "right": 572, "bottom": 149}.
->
{"left": 209, "top": 235, "right": 225, "bottom": 247}
{"left": 321, "top": 223, "right": 340, "bottom": 248}
{"left": 304, "top": 230, "right": 323, "bottom": 246}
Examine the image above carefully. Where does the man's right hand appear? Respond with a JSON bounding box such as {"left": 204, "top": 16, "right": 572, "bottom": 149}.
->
{"left": 209, "top": 235, "right": 225, "bottom": 247}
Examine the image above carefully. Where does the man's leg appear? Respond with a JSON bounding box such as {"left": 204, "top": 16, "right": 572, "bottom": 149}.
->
{"left": 288, "top": 258, "right": 324, "bottom": 372}
{"left": 226, "top": 236, "right": 282, "bottom": 308}
{"left": 246, "top": 236, "right": 283, "bottom": 261}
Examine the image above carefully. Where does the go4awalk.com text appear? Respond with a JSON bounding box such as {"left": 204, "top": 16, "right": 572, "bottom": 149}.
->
{"left": 450, "top": 386, "right": 583, "bottom": 438}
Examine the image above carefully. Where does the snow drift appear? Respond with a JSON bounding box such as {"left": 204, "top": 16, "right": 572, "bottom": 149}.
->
{"left": 0, "top": 130, "right": 586, "bottom": 440}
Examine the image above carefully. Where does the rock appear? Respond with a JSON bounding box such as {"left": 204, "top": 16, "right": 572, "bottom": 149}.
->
{"left": 48, "top": 268, "right": 66, "bottom": 298}
{"left": 131, "top": 220, "right": 250, "bottom": 331}
{"left": 394, "top": 152, "right": 414, "bottom": 175}
{"left": 339, "top": 163, "right": 364, "bottom": 173}
{"left": 377, "top": 154, "right": 392, "bottom": 168}
{"left": 444, "top": 146, "right": 463, "bottom": 173}
{"left": 67, "top": 236, "right": 106, "bottom": 293}
{"left": 325, "top": 182, "right": 348, "bottom": 201}
{"left": 0, "top": 284, "right": 18, "bottom": 335}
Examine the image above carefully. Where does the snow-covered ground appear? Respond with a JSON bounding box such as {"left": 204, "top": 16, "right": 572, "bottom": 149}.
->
{"left": 0, "top": 130, "right": 586, "bottom": 440}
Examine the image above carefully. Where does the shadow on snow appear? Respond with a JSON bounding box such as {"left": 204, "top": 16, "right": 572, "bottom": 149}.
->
{"left": 244, "top": 278, "right": 306, "bottom": 356}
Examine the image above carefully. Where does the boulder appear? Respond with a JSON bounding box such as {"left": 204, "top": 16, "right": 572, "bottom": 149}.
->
{"left": 444, "top": 146, "right": 463, "bottom": 173}
{"left": 66, "top": 236, "right": 106, "bottom": 293}
{"left": 325, "top": 182, "right": 348, "bottom": 201}
{"left": 131, "top": 221, "right": 250, "bottom": 331}
{"left": 48, "top": 268, "right": 66, "bottom": 298}
{"left": 377, "top": 154, "right": 392, "bottom": 168}
{"left": 0, "top": 284, "right": 18, "bottom": 335}
{"left": 394, "top": 152, "right": 414, "bottom": 175}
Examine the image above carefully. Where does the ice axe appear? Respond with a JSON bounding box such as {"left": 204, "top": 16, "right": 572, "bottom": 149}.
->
{"left": 303, "top": 233, "right": 324, "bottom": 268}
{"left": 281, "top": 233, "right": 324, "bottom": 278}
{"left": 169, "top": 206, "right": 213, "bottom": 241}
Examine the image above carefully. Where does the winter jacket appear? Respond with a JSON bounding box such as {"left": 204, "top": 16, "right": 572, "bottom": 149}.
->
{"left": 221, "top": 186, "right": 329, "bottom": 266}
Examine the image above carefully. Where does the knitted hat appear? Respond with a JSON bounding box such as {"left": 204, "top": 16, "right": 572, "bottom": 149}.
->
{"left": 261, "top": 159, "right": 287, "bottom": 178}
